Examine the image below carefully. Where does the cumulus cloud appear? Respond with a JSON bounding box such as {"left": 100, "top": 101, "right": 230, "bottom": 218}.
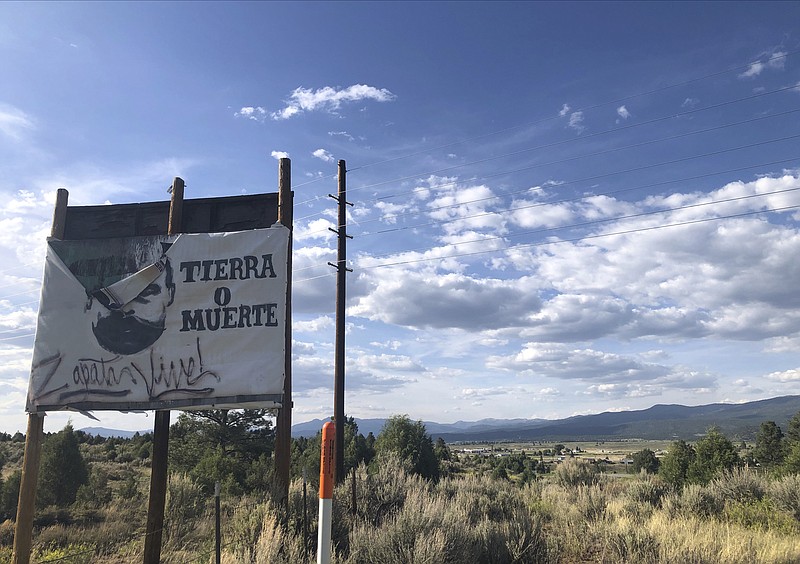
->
{"left": 234, "top": 106, "right": 267, "bottom": 122}
{"left": 764, "top": 368, "right": 800, "bottom": 382}
{"left": 312, "top": 148, "right": 334, "bottom": 163}
{"left": 271, "top": 84, "right": 396, "bottom": 120}
{"left": 349, "top": 271, "right": 542, "bottom": 331}
{"left": 558, "top": 103, "right": 571, "bottom": 117}
{"left": 568, "top": 111, "right": 585, "bottom": 133}
{"left": 739, "top": 50, "right": 787, "bottom": 79}
{"left": 294, "top": 316, "right": 334, "bottom": 333}
{"left": 499, "top": 172, "right": 800, "bottom": 343}
{"left": 616, "top": 105, "right": 630, "bottom": 119}
{"left": 270, "top": 151, "right": 289, "bottom": 160}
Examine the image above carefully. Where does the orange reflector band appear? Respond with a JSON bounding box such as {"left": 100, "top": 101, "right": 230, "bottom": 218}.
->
{"left": 319, "top": 421, "right": 335, "bottom": 499}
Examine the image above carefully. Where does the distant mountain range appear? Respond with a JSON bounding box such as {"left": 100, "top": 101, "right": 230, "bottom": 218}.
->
{"left": 79, "top": 427, "right": 145, "bottom": 439}
{"left": 292, "top": 395, "right": 800, "bottom": 442}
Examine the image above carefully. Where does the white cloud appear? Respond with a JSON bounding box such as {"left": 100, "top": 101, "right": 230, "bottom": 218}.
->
{"left": 764, "top": 368, "right": 800, "bottom": 382}
{"left": 349, "top": 270, "right": 542, "bottom": 331}
{"left": 558, "top": 103, "right": 571, "bottom": 117}
{"left": 0, "top": 104, "right": 35, "bottom": 141}
{"left": 234, "top": 106, "right": 267, "bottom": 122}
{"left": 294, "top": 218, "right": 336, "bottom": 242}
{"left": 271, "top": 84, "right": 396, "bottom": 120}
{"left": 328, "top": 131, "right": 355, "bottom": 141}
{"left": 312, "top": 148, "right": 334, "bottom": 163}
{"left": 294, "top": 316, "right": 334, "bottom": 333}
{"left": 270, "top": 151, "right": 289, "bottom": 160}
{"left": 616, "top": 105, "right": 630, "bottom": 119}
{"left": 739, "top": 50, "right": 787, "bottom": 79}
{"left": 682, "top": 97, "right": 699, "bottom": 108}
{"left": 568, "top": 111, "right": 585, "bottom": 133}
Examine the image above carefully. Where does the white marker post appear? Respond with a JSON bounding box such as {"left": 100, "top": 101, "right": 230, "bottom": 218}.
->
{"left": 317, "top": 421, "right": 335, "bottom": 564}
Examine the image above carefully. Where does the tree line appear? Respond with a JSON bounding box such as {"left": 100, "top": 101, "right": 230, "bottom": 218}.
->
{"left": 1, "top": 409, "right": 799, "bottom": 520}
{"left": 630, "top": 413, "right": 800, "bottom": 486}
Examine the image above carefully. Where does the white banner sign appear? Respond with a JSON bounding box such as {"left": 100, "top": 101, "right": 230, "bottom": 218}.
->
{"left": 27, "top": 225, "right": 290, "bottom": 413}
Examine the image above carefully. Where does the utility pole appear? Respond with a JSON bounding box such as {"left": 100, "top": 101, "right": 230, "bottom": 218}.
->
{"left": 328, "top": 160, "right": 352, "bottom": 484}
{"left": 144, "top": 177, "right": 184, "bottom": 564}
{"left": 275, "top": 158, "right": 293, "bottom": 504}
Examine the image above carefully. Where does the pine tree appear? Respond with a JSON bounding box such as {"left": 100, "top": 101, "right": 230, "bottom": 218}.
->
{"left": 37, "top": 423, "right": 88, "bottom": 507}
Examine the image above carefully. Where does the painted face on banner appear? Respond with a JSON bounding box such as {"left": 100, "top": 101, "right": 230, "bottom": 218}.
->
{"left": 91, "top": 255, "right": 176, "bottom": 355}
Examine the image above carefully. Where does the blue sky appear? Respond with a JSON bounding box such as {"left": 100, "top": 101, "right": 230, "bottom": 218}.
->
{"left": 1, "top": 2, "right": 799, "bottom": 434}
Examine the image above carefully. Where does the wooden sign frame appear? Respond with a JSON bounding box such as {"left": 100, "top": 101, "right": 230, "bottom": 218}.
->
{"left": 13, "top": 160, "right": 294, "bottom": 564}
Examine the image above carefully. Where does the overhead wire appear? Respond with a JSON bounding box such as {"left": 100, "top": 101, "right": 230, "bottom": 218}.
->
{"left": 361, "top": 184, "right": 800, "bottom": 261}
{"left": 293, "top": 83, "right": 799, "bottom": 224}
{"left": 358, "top": 204, "right": 800, "bottom": 271}
{"left": 287, "top": 156, "right": 800, "bottom": 280}
{"left": 350, "top": 84, "right": 800, "bottom": 201}
{"left": 293, "top": 189, "right": 800, "bottom": 282}
{"left": 344, "top": 50, "right": 798, "bottom": 175}
{"left": 303, "top": 127, "right": 800, "bottom": 240}
{"left": 300, "top": 107, "right": 800, "bottom": 235}
{"left": 353, "top": 156, "right": 800, "bottom": 240}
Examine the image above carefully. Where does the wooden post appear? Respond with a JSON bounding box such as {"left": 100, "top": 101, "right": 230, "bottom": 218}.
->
{"left": 351, "top": 466, "right": 357, "bottom": 517}
{"left": 275, "top": 158, "right": 293, "bottom": 504}
{"left": 333, "top": 160, "right": 351, "bottom": 484}
{"left": 12, "top": 188, "right": 68, "bottom": 564}
{"left": 143, "top": 177, "right": 184, "bottom": 564}
{"left": 214, "top": 481, "right": 221, "bottom": 564}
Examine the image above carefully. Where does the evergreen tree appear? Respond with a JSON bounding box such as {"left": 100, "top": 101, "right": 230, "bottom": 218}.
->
{"left": 37, "top": 423, "right": 89, "bottom": 507}
{"left": 632, "top": 448, "right": 660, "bottom": 474}
{"left": 753, "top": 421, "right": 786, "bottom": 467}
{"left": 374, "top": 415, "right": 439, "bottom": 480}
{"left": 659, "top": 440, "right": 695, "bottom": 488}
{"left": 1, "top": 470, "right": 21, "bottom": 520}
{"left": 688, "top": 426, "right": 739, "bottom": 484}
{"left": 169, "top": 409, "right": 274, "bottom": 493}
{"left": 786, "top": 411, "right": 800, "bottom": 444}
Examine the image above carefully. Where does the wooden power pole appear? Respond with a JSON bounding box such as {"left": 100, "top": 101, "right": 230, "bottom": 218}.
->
{"left": 143, "top": 177, "right": 184, "bottom": 564}
{"left": 329, "top": 160, "right": 352, "bottom": 484}
{"left": 275, "top": 158, "right": 294, "bottom": 503}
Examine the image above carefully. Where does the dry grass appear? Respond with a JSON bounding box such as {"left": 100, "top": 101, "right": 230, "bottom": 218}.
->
{"left": 4, "top": 461, "right": 800, "bottom": 563}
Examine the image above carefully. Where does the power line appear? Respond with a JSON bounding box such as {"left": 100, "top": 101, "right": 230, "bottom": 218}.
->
{"left": 292, "top": 86, "right": 799, "bottom": 227}
{"left": 292, "top": 56, "right": 799, "bottom": 219}
{"left": 0, "top": 261, "right": 41, "bottom": 275}
{"left": 293, "top": 189, "right": 800, "bottom": 282}
{"left": 361, "top": 185, "right": 800, "bottom": 261}
{"left": 359, "top": 157, "right": 797, "bottom": 246}
{"left": 301, "top": 130, "right": 800, "bottom": 240}
{"left": 345, "top": 50, "right": 799, "bottom": 175}
{"left": 340, "top": 107, "right": 800, "bottom": 233}
{"left": 346, "top": 84, "right": 800, "bottom": 199}
{"left": 0, "top": 332, "right": 35, "bottom": 342}
{"left": 0, "top": 287, "right": 41, "bottom": 301}
{"left": 358, "top": 204, "right": 800, "bottom": 271}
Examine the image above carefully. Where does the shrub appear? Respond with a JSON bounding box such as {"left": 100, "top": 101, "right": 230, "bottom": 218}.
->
{"left": 723, "top": 499, "right": 800, "bottom": 534}
{"left": 0, "top": 519, "right": 14, "bottom": 547}
{"left": 767, "top": 473, "right": 800, "bottom": 520}
{"left": 605, "top": 527, "right": 660, "bottom": 563}
{"left": 224, "top": 499, "right": 272, "bottom": 563}
{"left": 164, "top": 473, "right": 208, "bottom": 541}
{"left": 676, "top": 483, "right": 724, "bottom": 518}
{"left": 345, "top": 474, "right": 547, "bottom": 564}
{"left": 626, "top": 476, "right": 668, "bottom": 508}
{"left": 553, "top": 458, "right": 599, "bottom": 488}
{"left": 706, "top": 468, "right": 766, "bottom": 505}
